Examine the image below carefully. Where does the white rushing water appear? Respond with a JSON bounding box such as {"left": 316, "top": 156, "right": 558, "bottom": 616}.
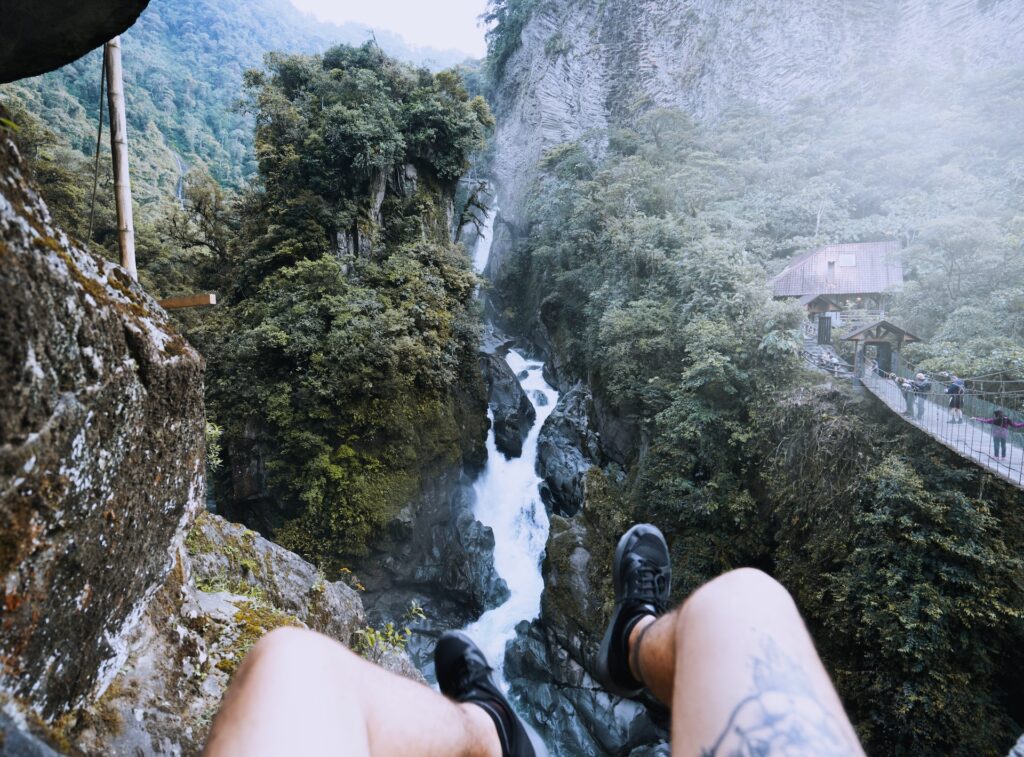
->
{"left": 464, "top": 353, "right": 558, "bottom": 684}
{"left": 472, "top": 201, "right": 499, "bottom": 275}
{"left": 462, "top": 198, "right": 560, "bottom": 685}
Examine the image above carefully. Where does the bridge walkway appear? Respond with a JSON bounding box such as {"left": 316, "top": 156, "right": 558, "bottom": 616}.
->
{"left": 861, "top": 369, "right": 1024, "bottom": 489}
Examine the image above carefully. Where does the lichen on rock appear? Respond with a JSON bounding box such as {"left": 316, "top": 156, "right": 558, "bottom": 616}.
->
{"left": 0, "top": 122, "right": 205, "bottom": 719}
{"left": 71, "top": 511, "right": 421, "bottom": 755}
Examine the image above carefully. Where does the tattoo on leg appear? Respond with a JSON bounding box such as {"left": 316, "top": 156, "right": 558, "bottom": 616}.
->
{"left": 702, "top": 637, "right": 859, "bottom": 756}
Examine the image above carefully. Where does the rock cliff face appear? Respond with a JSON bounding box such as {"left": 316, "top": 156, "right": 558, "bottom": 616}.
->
{"left": 0, "top": 126, "right": 205, "bottom": 717}
{"left": 488, "top": 0, "right": 1024, "bottom": 279}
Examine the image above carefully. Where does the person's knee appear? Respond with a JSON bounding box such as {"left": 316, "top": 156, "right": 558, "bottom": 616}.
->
{"left": 245, "top": 626, "right": 357, "bottom": 676}
{"left": 678, "top": 568, "right": 796, "bottom": 635}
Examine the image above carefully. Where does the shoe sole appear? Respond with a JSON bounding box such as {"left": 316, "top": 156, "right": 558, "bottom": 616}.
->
{"left": 597, "top": 523, "right": 667, "bottom": 699}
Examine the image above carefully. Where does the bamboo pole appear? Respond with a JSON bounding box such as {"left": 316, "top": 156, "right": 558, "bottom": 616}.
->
{"left": 105, "top": 37, "right": 137, "bottom": 280}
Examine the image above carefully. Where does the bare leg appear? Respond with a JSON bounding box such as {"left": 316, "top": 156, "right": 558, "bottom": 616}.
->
{"left": 628, "top": 568, "right": 864, "bottom": 756}
{"left": 204, "top": 627, "right": 501, "bottom": 757}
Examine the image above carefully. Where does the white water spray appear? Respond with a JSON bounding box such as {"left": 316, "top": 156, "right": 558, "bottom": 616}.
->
{"left": 472, "top": 201, "right": 498, "bottom": 275}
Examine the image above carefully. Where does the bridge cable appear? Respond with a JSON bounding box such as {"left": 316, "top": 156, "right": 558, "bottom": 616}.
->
{"left": 86, "top": 51, "right": 107, "bottom": 244}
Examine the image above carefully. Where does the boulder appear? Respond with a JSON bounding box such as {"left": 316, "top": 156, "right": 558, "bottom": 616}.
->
{"left": 506, "top": 620, "right": 666, "bottom": 756}
{"left": 506, "top": 507, "right": 669, "bottom": 755}
{"left": 536, "top": 383, "right": 600, "bottom": 516}
{"left": 480, "top": 352, "right": 535, "bottom": 458}
{"left": 0, "top": 125, "right": 205, "bottom": 717}
{"left": 1, "top": 1, "right": 150, "bottom": 83}
{"left": 71, "top": 512, "right": 420, "bottom": 755}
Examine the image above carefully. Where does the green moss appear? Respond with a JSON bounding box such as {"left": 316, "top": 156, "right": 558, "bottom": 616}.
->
{"left": 74, "top": 677, "right": 126, "bottom": 738}
{"left": 189, "top": 512, "right": 257, "bottom": 565}
{"left": 214, "top": 600, "right": 300, "bottom": 675}
{"left": 184, "top": 512, "right": 217, "bottom": 556}
{"left": 195, "top": 573, "right": 266, "bottom": 602}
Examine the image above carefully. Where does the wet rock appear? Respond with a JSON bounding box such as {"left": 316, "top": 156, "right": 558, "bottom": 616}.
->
{"left": 507, "top": 507, "right": 668, "bottom": 755}
{"left": 0, "top": 125, "right": 205, "bottom": 717}
{"left": 1, "top": 1, "right": 150, "bottom": 83}
{"left": 480, "top": 352, "right": 536, "bottom": 458}
{"left": 537, "top": 383, "right": 600, "bottom": 516}
{"left": 507, "top": 620, "right": 667, "bottom": 756}
{"left": 479, "top": 323, "right": 515, "bottom": 356}
{"left": 351, "top": 470, "right": 509, "bottom": 671}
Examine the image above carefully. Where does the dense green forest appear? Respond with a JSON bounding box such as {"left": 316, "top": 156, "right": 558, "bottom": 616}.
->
{"left": 492, "top": 53, "right": 1024, "bottom": 756}
{"left": 5, "top": 0, "right": 1024, "bottom": 751}
{"left": 0, "top": 0, "right": 473, "bottom": 210}
{"left": 151, "top": 44, "right": 490, "bottom": 568}
{"left": 195, "top": 46, "right": 492, "bottom": 564}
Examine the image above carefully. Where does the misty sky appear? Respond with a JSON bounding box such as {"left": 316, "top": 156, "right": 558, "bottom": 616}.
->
{"left": 288, "top": 0, "right": 489, "bottom": 57}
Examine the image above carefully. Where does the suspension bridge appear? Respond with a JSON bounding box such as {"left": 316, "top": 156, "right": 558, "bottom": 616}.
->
{"left": 803, "top": 319, "right": 1024, "bottom": 489}
{"left": 859, "top": 368, "right": 1024, "bottom": 489}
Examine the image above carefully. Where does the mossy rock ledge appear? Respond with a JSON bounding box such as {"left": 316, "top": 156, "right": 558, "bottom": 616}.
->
{"left": 69, "top": 512, "right": 420, "bottom": 755}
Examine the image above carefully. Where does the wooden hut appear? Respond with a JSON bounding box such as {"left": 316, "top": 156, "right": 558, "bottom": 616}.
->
{"left": 772, "top": 241, "right": 904, "bottom": 314}
{"left": 842, "top": 319, "right": 921, "bottom": 377}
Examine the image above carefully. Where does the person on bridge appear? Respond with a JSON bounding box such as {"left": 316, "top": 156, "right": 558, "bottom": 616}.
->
{"left": 910, "top": 373, "right": 932, "bottom": 420}
{"left": 972, "top": 409, "right": 1024, "bottom": 460}
{"left": 203, "top": 525, "right": 865, "bottom": 757}
{"left": 946, "top": 375, "right": 965, "bottom": 424}
{"left": 894, "top": 375, "right": 915, "bottom": 416}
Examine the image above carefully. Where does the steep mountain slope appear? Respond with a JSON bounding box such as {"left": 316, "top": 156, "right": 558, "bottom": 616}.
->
{"left": 487, "top": 0, "right": 1024, "bottom": 277}
{"left": 0, "top": 0, "right": 473, "bottom": 203}
{"left": 482, "top": 1, "right": 1024, "bottom": 754}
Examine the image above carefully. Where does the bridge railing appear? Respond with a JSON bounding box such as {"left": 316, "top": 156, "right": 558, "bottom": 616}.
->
{"left": 862, "top": 368, "right": 1024, "bottom": 488}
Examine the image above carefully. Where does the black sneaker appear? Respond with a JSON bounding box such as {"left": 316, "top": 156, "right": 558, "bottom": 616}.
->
{"left": 435, "top": 631, "right": 538, "bottom": 757}
{"left": 595, "top": 524, "right": 671, "bottom": 698}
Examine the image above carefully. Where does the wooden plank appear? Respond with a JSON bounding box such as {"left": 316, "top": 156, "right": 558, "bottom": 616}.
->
{"left": 105, "top": 37, "right": 136, "bottom": 281}
{"left": 158, "top": 293, "right": 217, "bottom": 310}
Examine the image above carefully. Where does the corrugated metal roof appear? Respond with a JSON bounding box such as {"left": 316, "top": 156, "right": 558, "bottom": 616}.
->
{"left": 771, "top": 241, "right": 904, "bottom": 298}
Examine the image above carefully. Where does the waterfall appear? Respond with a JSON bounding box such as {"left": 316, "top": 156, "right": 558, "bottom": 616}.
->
{"left": 472, "top": 201, "right": 498, "bottom": 275}
{"left": 463, "top": 200, "right": 560, "bottom": 685}
{"left": 464, "top": 353, "right": 558, "bottom": 683}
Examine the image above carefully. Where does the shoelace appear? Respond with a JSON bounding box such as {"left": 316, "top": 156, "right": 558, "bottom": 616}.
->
{"left": 627, "top": 558, "right": 667, "bottom": 613}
